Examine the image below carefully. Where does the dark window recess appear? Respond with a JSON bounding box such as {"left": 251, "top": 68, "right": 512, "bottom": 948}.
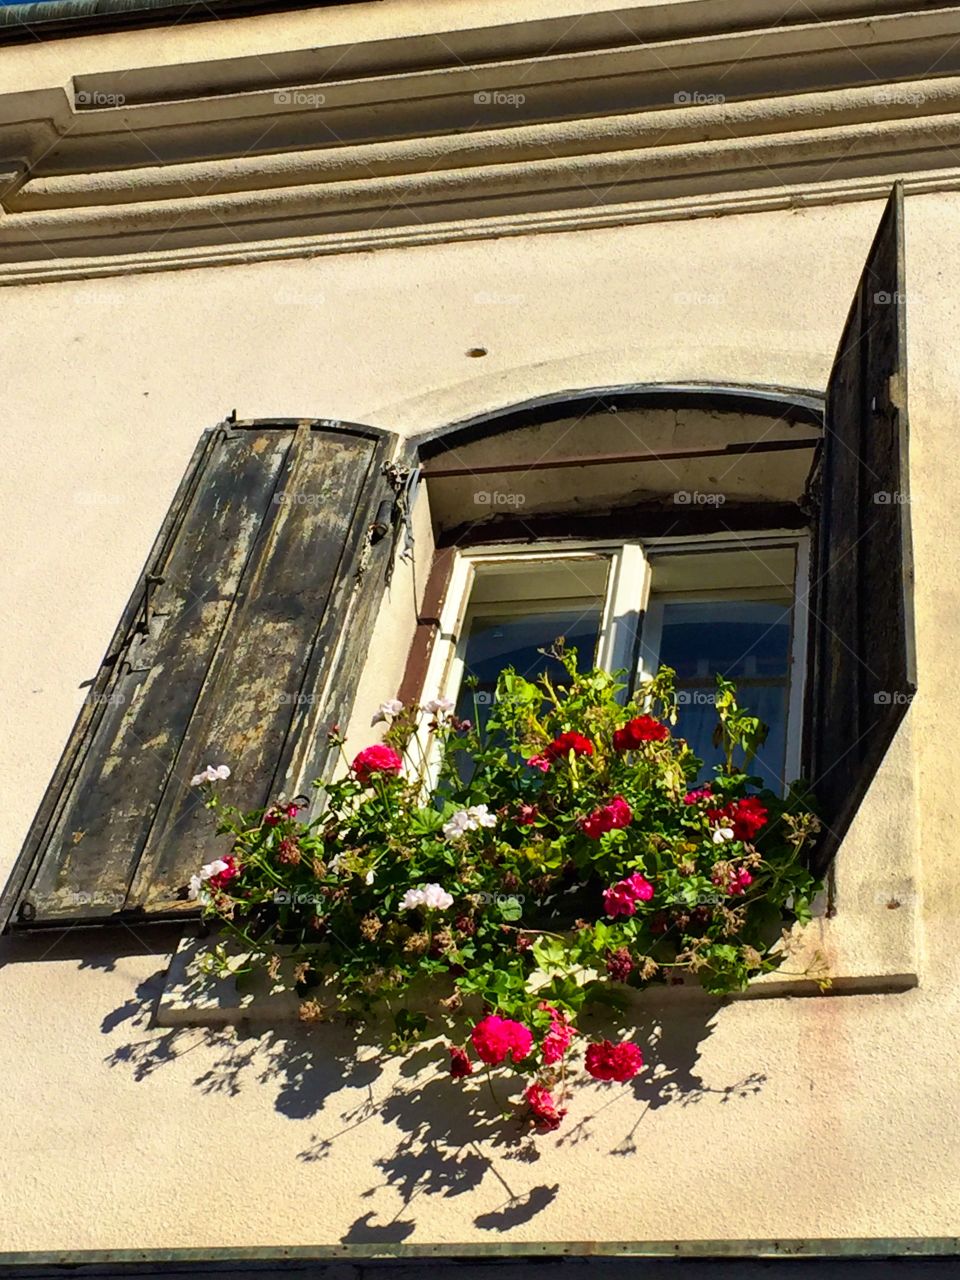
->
{"left": 2, "top": 419, "right": 397, "bottom": 929}
{"left": 807, "top": 181, "right": 916, "bottom": 875}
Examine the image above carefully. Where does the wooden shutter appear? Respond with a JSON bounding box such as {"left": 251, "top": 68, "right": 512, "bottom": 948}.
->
{"left": 2, "top": 419, "right": 397, "bottom": 928}
{"left": 807, "top": 183, "right": 916, "bottom": 874}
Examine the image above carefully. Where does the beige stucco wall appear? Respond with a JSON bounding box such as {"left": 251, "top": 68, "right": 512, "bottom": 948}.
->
{"left": 0, "top": 189, "right": 954, "bottom": 1249}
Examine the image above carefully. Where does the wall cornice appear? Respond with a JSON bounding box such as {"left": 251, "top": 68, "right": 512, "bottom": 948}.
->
{"left": 2, "top": 1, "right": 960, "bottom": 280}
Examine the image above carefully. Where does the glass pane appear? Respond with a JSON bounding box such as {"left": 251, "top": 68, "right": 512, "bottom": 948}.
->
{"left": 456, "top": 606, "right": 603, "bottom": 729}
{"left": 656, "top": 600, "right": 791, "bottom": 681}
{"left": 654, "top": 599, "right": 792, "bottom": 792}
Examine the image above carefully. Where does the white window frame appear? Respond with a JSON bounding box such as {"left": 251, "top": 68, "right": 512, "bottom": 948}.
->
{"left": 418, "top": 532, "right": 809, "bottom": 792}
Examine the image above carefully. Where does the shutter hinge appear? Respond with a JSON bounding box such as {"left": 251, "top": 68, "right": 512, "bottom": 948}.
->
{"left": 357, "top": 463, "right": 420, "bottom": 584}
{"left": 137, "top": 574, "right": 165, "bottom": 635}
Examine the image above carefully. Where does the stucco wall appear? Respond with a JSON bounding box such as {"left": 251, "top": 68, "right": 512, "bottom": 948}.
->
{"left": 0, "top": 191, "right": 954, "bottom": 1249}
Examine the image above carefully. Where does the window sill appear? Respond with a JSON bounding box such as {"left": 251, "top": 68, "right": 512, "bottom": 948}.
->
{"left": 156, "top": 723, "right": 919, "bottom": 1027}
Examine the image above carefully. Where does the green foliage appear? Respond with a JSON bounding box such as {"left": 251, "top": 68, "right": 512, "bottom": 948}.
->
{"left": 191, "top": 652, "right": 822, "bottom": 1124}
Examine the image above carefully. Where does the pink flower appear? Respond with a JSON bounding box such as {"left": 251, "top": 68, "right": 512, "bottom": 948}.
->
{"left": 585, "top": 1039, "right": 645, "bottom": 1083}
{"left": 284, "top": 802, "right": 301, "bottom": 818}
{"left": 711, "top": 864, "right": 755, "bottom": 896}
{"left": 352, "top": 744, "right": 403, "bottom": 784}
{"left": 683, "top": 785, "right": 712, "bottom": 805}
{"left": 539, "top": 1003, "right": 576, "bottom": 1065}
{"left": 263, "top": 809, "right": 282, "bottom": 827}
{"left": 517, "top": 803, "right": 540, "bottom": 826}
{"left": 525, "top": 1083, "right": 567, "bottom": 1131}
{"left": 527, "top": 754, "right": 551, "bottom": 773}
{"left": 602, "top": 872, "right": 654, "bottom": 918}
{"left": 581, "top": 795, "right": 632, "bottom": 840}
{"left": 449, "top": 1045, "right": 473, "bottom": 1079}
{"left": 470, "top": 1014, "right": 534, "bottom": 1066}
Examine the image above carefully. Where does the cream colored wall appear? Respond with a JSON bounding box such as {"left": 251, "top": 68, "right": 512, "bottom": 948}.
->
{"left": 0, "top": 192, "right": 954, "bottom": 1250}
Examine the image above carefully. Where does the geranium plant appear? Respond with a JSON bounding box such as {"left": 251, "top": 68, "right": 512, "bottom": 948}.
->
{"left": 190, "top": 650, "right": 821, "bottom": 1132}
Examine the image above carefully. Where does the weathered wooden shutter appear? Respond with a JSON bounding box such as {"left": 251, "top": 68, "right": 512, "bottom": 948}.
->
{"left": 807, "top": 182, "right": 916, "bottom": 874}
{"left": 2, "top": 419, "right": 397, "bottom": 928}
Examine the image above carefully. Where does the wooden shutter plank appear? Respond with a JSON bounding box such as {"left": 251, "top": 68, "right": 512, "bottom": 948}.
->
{"left": 18, "top": 429, "right": 293, "bottom": 922}
{"left": 127, "top": 426, "right": 383, "bottom": 912}
{"left": 810, "top": 183, "right": 915, "bottom": 873}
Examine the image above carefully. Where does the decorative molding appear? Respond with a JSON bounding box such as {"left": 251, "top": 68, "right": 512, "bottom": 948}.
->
{"left": 3, "top": 166, "right": 960, "bottom": 286}
{"left": 3, "top": 2, "right": 960, "bottom": 279}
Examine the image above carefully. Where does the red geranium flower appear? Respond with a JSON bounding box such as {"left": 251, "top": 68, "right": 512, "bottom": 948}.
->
{"left": 581, "top": 795, "right": 632, "bottom": 840}
{"left": 602, "top": 872, "right": 654, "bottom": 918}
{"left": 525, "top": 1083, "right": 567, "bottom": 1131}
{"left": 539, "top": 1003, "right": 576, "bottom": 1065}
{"left": 585, "top": 1039, "right": 645, "bottom": 1083}
{"left": 470, "top": 1014, "right": 534, "bottom": 1066}
{"left": 528, "top": 731, "right": 595, "bottom": 771}
{"left": 706, "top": 795, "right": 768, "bottom": 842}
{"left": 208, "top": 855, "right": 240, "bottom": 892}
{"left": 352, "top": 744, "right": 403, "bottom": 784}
{"left": 517, "top": 803, "right": 540, "bottom": 826}
{"left": 612, "top": 715, "right": 670, "bottom": 751}
{"left": 449, "top": 1045, "right": 474, "bottom": 1079}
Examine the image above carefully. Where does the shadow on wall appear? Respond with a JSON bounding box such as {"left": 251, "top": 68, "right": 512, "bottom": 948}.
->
{"left": 1, "top": 930, "right": 763, "bottom": 1241}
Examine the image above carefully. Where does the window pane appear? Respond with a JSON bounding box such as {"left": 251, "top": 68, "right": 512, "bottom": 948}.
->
{"left": 657, "top": 600, "right": 791, "bottom": 681}
{"left": 456, "top": 606, "right": 603, "bottom": 726}
{"left": 654, "top": 599, "right": 792, "bottom": 791}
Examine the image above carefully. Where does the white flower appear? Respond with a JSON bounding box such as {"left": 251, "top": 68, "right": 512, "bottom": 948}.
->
{"left": 424, "top": 697, "right": 455, "bottom": 716}
{"left": 400, "top": 883, "right": 454, "bottom": 912}
{"left": 712, "top": 826, "right": 735, "bottom": 844}
{"left": 468, "top": 804, "right": 497, "bottom": 830}
{"left": 328, "top": 853, "right": 344, "bottom": 874}
{"left": 187, "top": 859, "right": 229, "bottom": 900}
{"left": 422, "top": 883, "right": 454, "bottom": 910}
{"left": 365, "top": 869, "right": 376, "bottom": 886}
{"left": 190, "top": 763, "right": 231, "bottom": 786}
{"left": 370, "top": 698, "right": 404, "bottom": 726}
{"left": 443, "top": 804, "right": 498, "bottom": 840}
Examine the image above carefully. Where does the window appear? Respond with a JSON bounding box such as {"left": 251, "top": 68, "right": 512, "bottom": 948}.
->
{"left": 424, "top": 535, "right": 807, "bottom": 796}
{"left": 2, "top": 186, "right": 914, "bottom": 933}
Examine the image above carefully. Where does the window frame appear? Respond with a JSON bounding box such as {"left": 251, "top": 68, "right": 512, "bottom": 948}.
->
{"left": 417, "top": 530, "right": 809, "bottom": 794}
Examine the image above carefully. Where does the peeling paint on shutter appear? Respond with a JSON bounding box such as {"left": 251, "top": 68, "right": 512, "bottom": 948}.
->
{"left": 808, "top": 183, "right": 916, "bottom": 874}
{"left": 2, "top": 419, "right": 396, "bottom": 928}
